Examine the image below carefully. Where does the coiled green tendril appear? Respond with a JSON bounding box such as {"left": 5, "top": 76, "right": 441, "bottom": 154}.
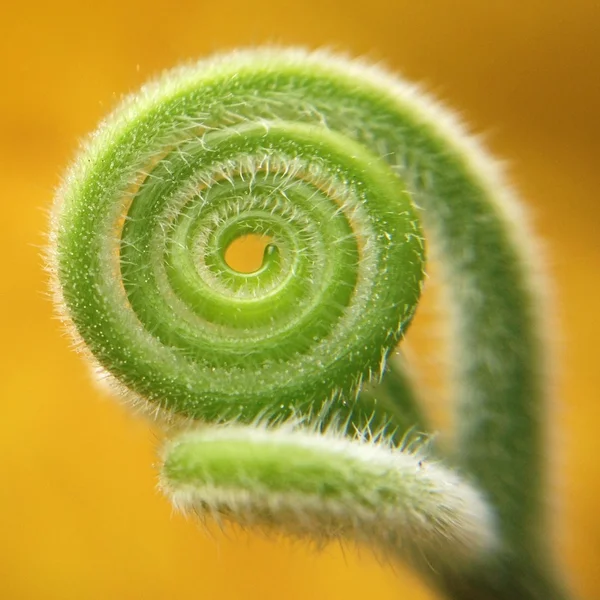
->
{"left": 50, "top": 49, "right": 569, "bottom": 599}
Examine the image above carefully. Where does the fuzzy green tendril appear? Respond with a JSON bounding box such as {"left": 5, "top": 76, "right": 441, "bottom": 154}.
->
{"left": 50, "top": 49, "right": 571, "bottom": 600}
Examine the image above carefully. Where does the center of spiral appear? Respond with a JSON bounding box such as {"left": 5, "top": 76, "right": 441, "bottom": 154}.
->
{"left": 224, "top": 233, "right": 275, "bottom": 274}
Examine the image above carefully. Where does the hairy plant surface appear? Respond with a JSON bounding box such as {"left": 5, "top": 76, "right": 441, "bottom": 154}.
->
{"left": 49, "top": 48, "right": 571, "bottom": 600}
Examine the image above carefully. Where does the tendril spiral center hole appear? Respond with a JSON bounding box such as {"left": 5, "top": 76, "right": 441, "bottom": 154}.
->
{"left": 224, "top": 233, "right": 275, "bottom": 274}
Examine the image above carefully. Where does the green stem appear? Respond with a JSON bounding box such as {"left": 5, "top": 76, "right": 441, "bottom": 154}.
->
{"left": 49, "top": 48, "right": 570, "bottom": 599}
{"left": 350, "top": 356, "right": 430, "bottom": 447}
{"left": 162, "top": 425, "right": 496, "bottom": 573}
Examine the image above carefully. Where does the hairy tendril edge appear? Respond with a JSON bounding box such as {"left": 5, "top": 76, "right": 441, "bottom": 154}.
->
{"left": 48, "top": 48, "right": 569, "bottom": 598}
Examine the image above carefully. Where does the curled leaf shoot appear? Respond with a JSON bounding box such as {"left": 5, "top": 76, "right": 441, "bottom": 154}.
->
{"left": 49, "top": 48, "right": 569, "bottom": 599}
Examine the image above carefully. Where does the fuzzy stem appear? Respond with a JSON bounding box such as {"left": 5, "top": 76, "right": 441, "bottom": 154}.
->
{"left": 161, "top": 425, "right": 496, "bottom": 573}
{"left": 49, "top": 48, "right": 570, "bottom": 599}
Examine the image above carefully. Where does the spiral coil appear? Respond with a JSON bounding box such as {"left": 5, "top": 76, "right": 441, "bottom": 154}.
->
{"left": 53, "top": 55, "right": 426, "bottom": 423}
{"left": 50, "top": 49, "right": 556, "bottom": 589}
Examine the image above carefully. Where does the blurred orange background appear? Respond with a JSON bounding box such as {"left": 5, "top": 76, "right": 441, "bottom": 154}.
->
{"left": 1, "top": 1, "right": 599, "bottom": 598}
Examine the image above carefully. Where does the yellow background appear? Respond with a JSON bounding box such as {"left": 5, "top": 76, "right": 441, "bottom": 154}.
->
{"left": 1, "top": 1, "right": 599, "bottom": 598}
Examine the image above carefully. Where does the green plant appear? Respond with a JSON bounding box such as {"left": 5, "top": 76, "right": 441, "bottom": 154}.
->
{"left": 49, "top": 48, "right": 571, "bottom": 599}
